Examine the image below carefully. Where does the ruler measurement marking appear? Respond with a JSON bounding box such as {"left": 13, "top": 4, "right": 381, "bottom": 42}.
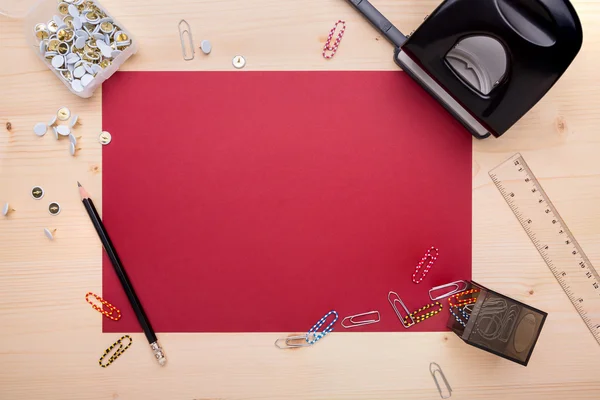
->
{"left": 490, "top": 154, "right": 600, "bottom": 345}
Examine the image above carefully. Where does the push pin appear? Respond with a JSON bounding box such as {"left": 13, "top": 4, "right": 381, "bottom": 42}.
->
{"left": 44, "top": 228, "right": 57, "bottom": 240}
{"left": 56, "top": 125, "right": 70, "bottom": 136}
{"left": 200, "top": 40, "right": 212, "bottom": 55}
{"left": 34, "top": 123, "right": 48, "bottom": 137}
{"left": 52, "top": 126, "right": 59, "bottom": 140}
{"left": 69, "top": 142, "right": 81, "bottom": 156}
{"left": 48, "top": 115, "right": 57, "bottom": 127}
{"left": 2, "top": 202, "right": 15, "bottom": 216}
{"left": 99, "top": 131, "right": 112, "bottom": 145}
{"left": 69, "top": 114, "right": 81, "bottom": 128}
{"left": 232, "top": 55, "right": 246, "bottom": 69}
{"left": 68, "top": 133, "right": 81, "bottom": 146}
{"left": 48, "top": 202, "right": 61, "bottom": 216}
{"left": 31, "top": 186, "right": 45, "bottom": 200}
{"left": 57, "top": 106, "right": 70, "bottom": 121}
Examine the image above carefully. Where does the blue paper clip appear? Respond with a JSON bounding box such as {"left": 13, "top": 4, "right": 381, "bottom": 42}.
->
{"left": 306, "top": 310, "right": 338, "bottom": 344}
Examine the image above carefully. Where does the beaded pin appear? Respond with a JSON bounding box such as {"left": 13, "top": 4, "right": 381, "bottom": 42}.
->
{"left": 85, "top": 292, "right": 121, "bottom": 321}
{"left": 403, "top": 301, "right": 443, "bottom": 326}
{"left": 306, "top": 310, "right": 338, "bottom": 344}
{"left": 412, "top": 246, "right": 439, "bottom": 284}
{"left": 99, "top": 335, "right": 132, "bottom": 368}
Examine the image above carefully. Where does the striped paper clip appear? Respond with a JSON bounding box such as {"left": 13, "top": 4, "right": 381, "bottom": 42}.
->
{"left": 306, "top": 310, "right": 338, "bottom": 344}
{"left": 85, "top": 292, "right": 121, "bottom": 321}
{"left": 99, "top": 335, "right": 132, "bottom": 368}
{"left": 412, "top": 246, "right": 439, "bottom": 284}
{"left": 322, "top": 20, "right": 346, "bottom": 59}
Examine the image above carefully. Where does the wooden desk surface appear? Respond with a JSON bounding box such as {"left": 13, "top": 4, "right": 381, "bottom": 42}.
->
{"left": 1, "top": 1, "right": 600, "bottom": 399}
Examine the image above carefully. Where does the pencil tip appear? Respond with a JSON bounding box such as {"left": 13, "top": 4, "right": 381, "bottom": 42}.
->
{"left": 77, "top": 181, "right": 82, "bottom": 187}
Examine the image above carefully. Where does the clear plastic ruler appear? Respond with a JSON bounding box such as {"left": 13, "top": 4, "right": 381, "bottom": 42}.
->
{"left": 489, "top": 153, "right": 600, "bottom": 346}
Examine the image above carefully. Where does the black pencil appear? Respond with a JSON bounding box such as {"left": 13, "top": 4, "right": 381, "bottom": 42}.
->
{"left": 78, "top": 182, "right": 166, "bottom": 366}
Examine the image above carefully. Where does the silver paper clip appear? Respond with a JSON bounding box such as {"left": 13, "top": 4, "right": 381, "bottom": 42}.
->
{"left": 430, "top": 362, "right": 452, "bottom": 399}
{"left": 178, "top": 19, "right": 195, "bottom": 61}
{"left": 429, "top": 280, "right": 469, "bottom": 301}
{"left": 274, "top": 335, "right": 312, "bottom": 349}
{"left": 341, "top": 311, "right": 381, "bottom": 328}
{"left": 388, "top": 291, "right": 415, "bottom": 328}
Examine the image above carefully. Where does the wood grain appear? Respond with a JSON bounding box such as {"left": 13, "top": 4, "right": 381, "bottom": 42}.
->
{"left": 2, "top": 0, "right": 600, "bottom": 399}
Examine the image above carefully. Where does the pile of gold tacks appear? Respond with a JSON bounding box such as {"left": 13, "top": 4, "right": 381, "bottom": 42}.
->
{"left": 33, "top": 0, "right": 132, "bottom": 92}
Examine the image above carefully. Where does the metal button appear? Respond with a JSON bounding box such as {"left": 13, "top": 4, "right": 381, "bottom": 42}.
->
{"left": 99, "top": 131, "right": 112, "bottom": 145}
{"left": 48, "top": 202, "right": 61, "bottom": 215}
{"left": 31, "top": 186, "right": 45, "bottom": 200}
{"left": 232, "top": 55, "right": 246, "bottom": 69}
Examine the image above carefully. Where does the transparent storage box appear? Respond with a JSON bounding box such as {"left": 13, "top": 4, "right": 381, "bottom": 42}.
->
{"left": 0, "top": 0, "right": 137, "bottom": 98}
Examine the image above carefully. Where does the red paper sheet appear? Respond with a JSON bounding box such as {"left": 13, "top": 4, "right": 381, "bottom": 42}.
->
{"left": 102, "top": 71, "right": 471, "bottom": 333}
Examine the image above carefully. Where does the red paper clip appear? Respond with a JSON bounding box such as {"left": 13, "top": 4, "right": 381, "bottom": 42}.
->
{"left": 412, "top": 246, "right": 439, "bottom": 284}
{"left": 323, "top": 20, "right": 346, "bottom": 59}
{"left": 448, "top": 288, "right": 480, "bottom": 308}
{"left": 85, "top": 292, "right": 121, "bottom": 321}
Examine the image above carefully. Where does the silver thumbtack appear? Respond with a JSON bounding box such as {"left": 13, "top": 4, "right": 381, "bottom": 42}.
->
{"left": 68, "top": 133, "right": 81, "bottom": 146}
{"left": 56, "top": 125, "right": 70, "bottom": 136}
{"left": 44, "top": 228, "right": 57, "bottom": 240}
{"left": 99, "top": 131, "right": 112, "bottom": 145}
{"left": 48, "top": 202, "right": 61, "bottom": 215}
{"left": 2, "top": 202, "right": 15, "bottom": 216}
{"left": 69, "top": 142, "right": 81, "bottom": 156}
{"left": 69, "top": 114, "right": 80, "bottom": 128}
{"left": 31, "top": 186, "right": 45, "bottom": 200}
{"left": 200, "top": 40, "right": 212, "bottom": 54}
{"left": 232, "top": 55, "right": 246, "bottom": 69}
{"left": 34, "top": 123, "right": 48, "bottom": 136}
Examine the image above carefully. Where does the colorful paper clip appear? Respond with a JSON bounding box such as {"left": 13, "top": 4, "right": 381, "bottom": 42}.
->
{"left": 388, "top": 291, "right": 415, "bottom": 328}
{"left": 341, "top": 311, "right": 381, "bottom": 328}
{"left": 322, "top": 20, "right": 346, "bottom": 59}
{"left": 449, "top": 305, "right": 471, "bottom": 327}
{"left": 448, "top": 288, "right": 480, "bottom": 308}
{"left": 429, "top": 280, "right": 469, "bottom": 301}
{"left": 306, "top": 310, "right": 338, "bottom": 344}
{"left": 403, "top": 302, "right": 443, "bottom": 326}
{"left": 274, "top": 335, "right": 312, "bottom": 349}
{"left": 430, "top": 362, "right": 452, "bottom": 399}
{"left": 99, "top": 335, "right": 132, "bottom": 368}
{"left": 85, "top": 292, "right": 121, "bottom": 321}
{"left": 412, "top": 246, "right": 439, "bottom": 284}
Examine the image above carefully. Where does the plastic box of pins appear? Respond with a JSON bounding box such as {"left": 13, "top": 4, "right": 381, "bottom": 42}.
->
{"left": 446, "top": 281, "right": 547, "bottom": 366}
{"left": 0, "top": 0, "right": 137, "bottom": 98}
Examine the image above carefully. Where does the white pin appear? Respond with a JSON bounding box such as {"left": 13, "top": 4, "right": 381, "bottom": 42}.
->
{"left": 200, "top": 40, "right": 212, "bottom": 54}
{"left": 56, "top": 125, "right": 70, "bottom": 136}
{"left": 44, "top": 228, "right": 57, "bottom": 240}
{"left": 69, "top": 114, "right": 80, "bottom": 128}
{"left": 83, "top": 63, "right": 94, "bottom": 74}
{"left": 34, "top": 123, "right": 48, "bottom": 136}
{"left": 71, "top": 79, "right": 84, "bottom": 92}
{"left": 92, "top": 32, "right": 104, "bottom": 40}
{"left": 53, "top": 126, "right": 59, "bottom": 140}
{"left": 69, "top": 142, "right": 80, "bottom": 156}
{"left": 53, "top": 15, "right": 63, "bottom": 26}
{"left": 97, "top": 40, "right": 112, "bottom": 58}
{"left": 111, "top": 50, "right": 121, "bottom": 58}
{"left": 66, "top": 53, "right": 79, "bottom": 64}
{"left": 39, "top": 40, "right": 47, "bottom": 55}
{"left": 51, "top": 55, "right": 65, "bottom": 69}
{"left": 68, "top": 133, "right": 81, "bottom": 145}
{"left": 73, "top": 65, "right": 86, "bottom": 78}
{"left": 74, "top": 36, "right": 86, "bottom": 49}
{"left": 92, "top": 64, "right": 102, "bottom": 74}
{"left": 72, "top": 16, "right": 82, "bottom": 30}
{"left": 68, "top": 4, "right": 79, "bottom": 17}
{"left": 2, "top": 202, "right": 15, "bottom": 216}
{"left": 232, "top": 55, "right": 246, "bottom": 69}
{"left": 80, "top": 74, "right": 94, "bottom": 87}
{"left": 75, "top": 29, "right": 88, "bottom": 39}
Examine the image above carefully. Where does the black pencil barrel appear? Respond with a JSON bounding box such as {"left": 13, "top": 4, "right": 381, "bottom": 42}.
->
{"left": 83, "top": 198, "right": 157, "bottom": 343}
